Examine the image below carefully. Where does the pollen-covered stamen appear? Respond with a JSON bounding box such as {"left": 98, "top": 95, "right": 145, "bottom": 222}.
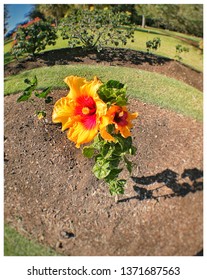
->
{"left": 119, "top": 111, "right": 124, "bottom": 117}
{"left": 82, "top": 107, "right": 90, "bottom": 115}
{"left": 114, "top": 110, "right": 128, "bottom": 126}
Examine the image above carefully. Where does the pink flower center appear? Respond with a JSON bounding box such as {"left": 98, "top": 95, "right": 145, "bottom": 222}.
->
{"left": 75, "top": 95, "right": 97, "bottom": 129}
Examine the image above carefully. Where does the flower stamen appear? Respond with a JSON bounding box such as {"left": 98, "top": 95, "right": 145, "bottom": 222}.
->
{"left": 82, "top": 107, "right": 90, "bottom": 115}
{"left": 119, "top": 111, "right": 124, "bottom": 117}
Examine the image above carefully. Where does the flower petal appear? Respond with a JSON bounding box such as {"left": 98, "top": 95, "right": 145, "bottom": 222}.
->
{"left": 115, "top": 125, "right": 131, "bottom": 138}
{"left": 80, "top": 76, "right": 102, "bottom": 99}
{"left": 52, "top": 96, "right": 75, "bottom": 130}
{"left": 67, "top": 122, "right": 98, "bottom": 148}
{"left": 100, "top": 127, "right": 115, "bottom": 142}
{"left": 64, "top": 76, "right": 87, "bottom": 99}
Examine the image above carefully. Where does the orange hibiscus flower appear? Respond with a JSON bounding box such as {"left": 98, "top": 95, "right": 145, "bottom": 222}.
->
{"left": 100, "top": 105, "right": 138, "bottom": 142}
{"left": 52, "top": 76, "right": 107, "bottom": 148}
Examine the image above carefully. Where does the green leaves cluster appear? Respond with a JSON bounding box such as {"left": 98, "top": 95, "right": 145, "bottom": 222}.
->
{"left": 98, "top": 79, "right": 128, "bottom": 107}
{"left": 12, "top": 19, "right": 57, "bottom": 59}
{"left": 146, "top": 37, "right": 161, "bottom": 53}
{"left": 17, "top": 76, "right": 53, "bottom": 119}
{"left": 83, "top": 135, "right": 136, "bottom": 195}
{"left": 59, "top": 8, "right": 135, "bottom": 52}
{"left": 82, "top": 79, "right": 137, "bottom": 196}
{"left": 175, "top": 44, "right": 189, "bottom": 61}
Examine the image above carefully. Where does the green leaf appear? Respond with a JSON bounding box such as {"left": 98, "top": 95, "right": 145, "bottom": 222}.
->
{"left": 106, "top": 80, "right": 125, "bottom": 89}
{"left": 115, "top": 95, "right": 128, "bottom": 106}
{"left": 91, "top": 134, "right": 103, "bottom": 151}
{"left": 30, "top": 76, "right": 38, "bottom": 87}
{"left": 24, "top": 78, "right": 32, "bottom": 85}
{"left": 83, "top": 146, "right": 95, "bottom": 158}
{"left": 17, "top": 86, "right": 33, "bottom": 102}
{"left": 101, "top": 143, "right": 116, "bottom": 159}
{"left": 124, "top": 156, "right": 132, "bottom": 173}
{"left": 129, "top": 145, "right": 137, "bottom": 155}
{"left": 109, "top": 179, "right": 126, "bottom": 195}
{"left": 113, "top": 143, "right": 123, "bottom": 156}
{"left": 17, "top": 93, "right": 32, "bottom": 102}
{"left": 97, "top": 81, "right": 127, "bottom": 106}
{"left": 45, "top": 96, "right": 53, "bottom": 104}
{"left": 93, "top": 158, "right": 111, "bottom": 179}
{"left": 115, "top": 135, "right": 133, "bottom": 153}
{"left": 105, "top": 168, "right": 123, "bottom": 182}
{"left": 101, "top": 143, "right": 110, "bottom": 157}
{"left": 35, "top": 87, "right": 51, "bottom": 99}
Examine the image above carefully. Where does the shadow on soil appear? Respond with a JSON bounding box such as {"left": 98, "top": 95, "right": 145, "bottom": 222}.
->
{"left": 36, "top": 47, "right": 171, "bottom": 67}
{"left": 118, "top": 168, "right": 203, "bottom": 203}
{"left": 195, "top": 249, "right": 203, "bottom": 256}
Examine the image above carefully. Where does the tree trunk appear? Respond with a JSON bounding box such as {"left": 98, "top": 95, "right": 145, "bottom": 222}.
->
{"left": 55, "top": 18, "right": 58, "bottom": 27}
{"left": 142, "top": 14, "right": 145, "bottom": 28}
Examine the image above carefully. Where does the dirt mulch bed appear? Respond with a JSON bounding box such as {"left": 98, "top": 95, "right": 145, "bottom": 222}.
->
{"left": 4, "top": 47, "right": 203, "bottom": 92}
{"left": 4, "top": 89, "right": 203, "bottom": 256}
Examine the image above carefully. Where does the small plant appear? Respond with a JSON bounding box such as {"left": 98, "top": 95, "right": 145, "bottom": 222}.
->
{"left": 59, "top": 8, "right": 135, "bottom": 52}
{"left": 175, "top": 44, "right": 189, "bottom": 61}
{"left": 12, "top": 18, "right": 57, "bottom": 60}
{"left": 146, "top": 37, "right": 161, "bottom": 53}
{"left": 52, "top": 76, "right": 138, "bottom": 195}
{"left": 17, "top": 76, "right": 53, "bottom": 120}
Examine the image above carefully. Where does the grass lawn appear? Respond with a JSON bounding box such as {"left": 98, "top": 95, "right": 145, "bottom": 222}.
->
{"left": 134, "top": 26, "right": 202, "bottom": 43}
{"left": 4, "top": 224, "right": 59, "bottom": 256}
{"left": 4, "top": 64, "right": 202, "bottom": 121}
{"left": 126, "top": 30, "right": 202, "bottom": 72}
{"left": 4, "top": 28, "right": 203, "bottom": 72}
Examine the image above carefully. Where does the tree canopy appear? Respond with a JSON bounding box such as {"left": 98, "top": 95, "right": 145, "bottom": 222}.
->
{"left": 135, "top": 4, "right": 203, "bottom": 36}
{"left": 10, "top": 4, "right": 203, "bottom": 37}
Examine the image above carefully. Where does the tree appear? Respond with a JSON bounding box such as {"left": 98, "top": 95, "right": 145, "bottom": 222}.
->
{"left": 4, "top": 5, "right": 10, "bottom": 34}
{"left": 12, "top": 18, "right": 57, "bottom": 59}
{"left": 177, "top": 4, "right": 203, "bottom": 36}
{"left": 135, "top": 4, "right": 203, "bottom": 36}
{"left": 135, "top": 4, "right": 154, "bottom": 28}
{"left": 38, "top": 4, "right": 69, "bottom": 26}
{"left": 26, "top": 4, "right": 45, "bottom": 20}
{"left": 60, "top": 8, "right": 135, "bottom": 51}
{"left": 110, "top": 4, "right": 139, "bottom": 24}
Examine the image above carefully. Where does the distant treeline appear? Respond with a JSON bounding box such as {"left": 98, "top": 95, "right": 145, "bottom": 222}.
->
{"left": 4, "top": 4, "right": 203, "bottom": 38}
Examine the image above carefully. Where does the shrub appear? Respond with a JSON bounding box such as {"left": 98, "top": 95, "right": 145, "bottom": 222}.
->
{"left": 146, "top": 37, "right": 161, "bottom": 53}
{"left": 12, "top": 18, "right": 57, "bottom": 59}
{"left": 59, "top": 8, "right": 135, "bottom": 52}
{"left": 175, "top": 44, "right": 189, "bottom": 61}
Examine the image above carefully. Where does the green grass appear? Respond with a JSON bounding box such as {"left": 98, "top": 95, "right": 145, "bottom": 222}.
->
{"left": 4, "top": 28, "right": 203, "bottom": 71}
{"left": 125, "top": 30, "right": 202, "bottom": 72}
{"left": 4, "top": 64, "right": 202, "bottom": 121}
{"left": 4, "top": 224, "right": 59, "bottom": 256}
{"left": 135, "top": 26, "right": 202, "bottom": 43}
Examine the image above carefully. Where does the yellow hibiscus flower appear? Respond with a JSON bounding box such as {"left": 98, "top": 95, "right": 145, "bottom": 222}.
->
{"left": 52, "top": 76, "right": 107, "bottom": 148}
{"left": 100, "top": 105, "right": 138, "bottom": 141}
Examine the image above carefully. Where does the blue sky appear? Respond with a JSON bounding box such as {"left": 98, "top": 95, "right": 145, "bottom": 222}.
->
{"left": 6, "top": 4, "right": 34, "bottom": 32}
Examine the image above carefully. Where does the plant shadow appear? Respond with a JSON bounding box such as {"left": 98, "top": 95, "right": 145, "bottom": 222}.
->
{"left": 118, "top": 168, "right": 203, "bottom": 203}
{"left": 36, "top": 46, "right": 171, "bottom": 67}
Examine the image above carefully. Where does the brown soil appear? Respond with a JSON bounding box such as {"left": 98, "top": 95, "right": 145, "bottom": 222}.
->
{"left": 4, "top": 48, "right": 203, "bottom": 256}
